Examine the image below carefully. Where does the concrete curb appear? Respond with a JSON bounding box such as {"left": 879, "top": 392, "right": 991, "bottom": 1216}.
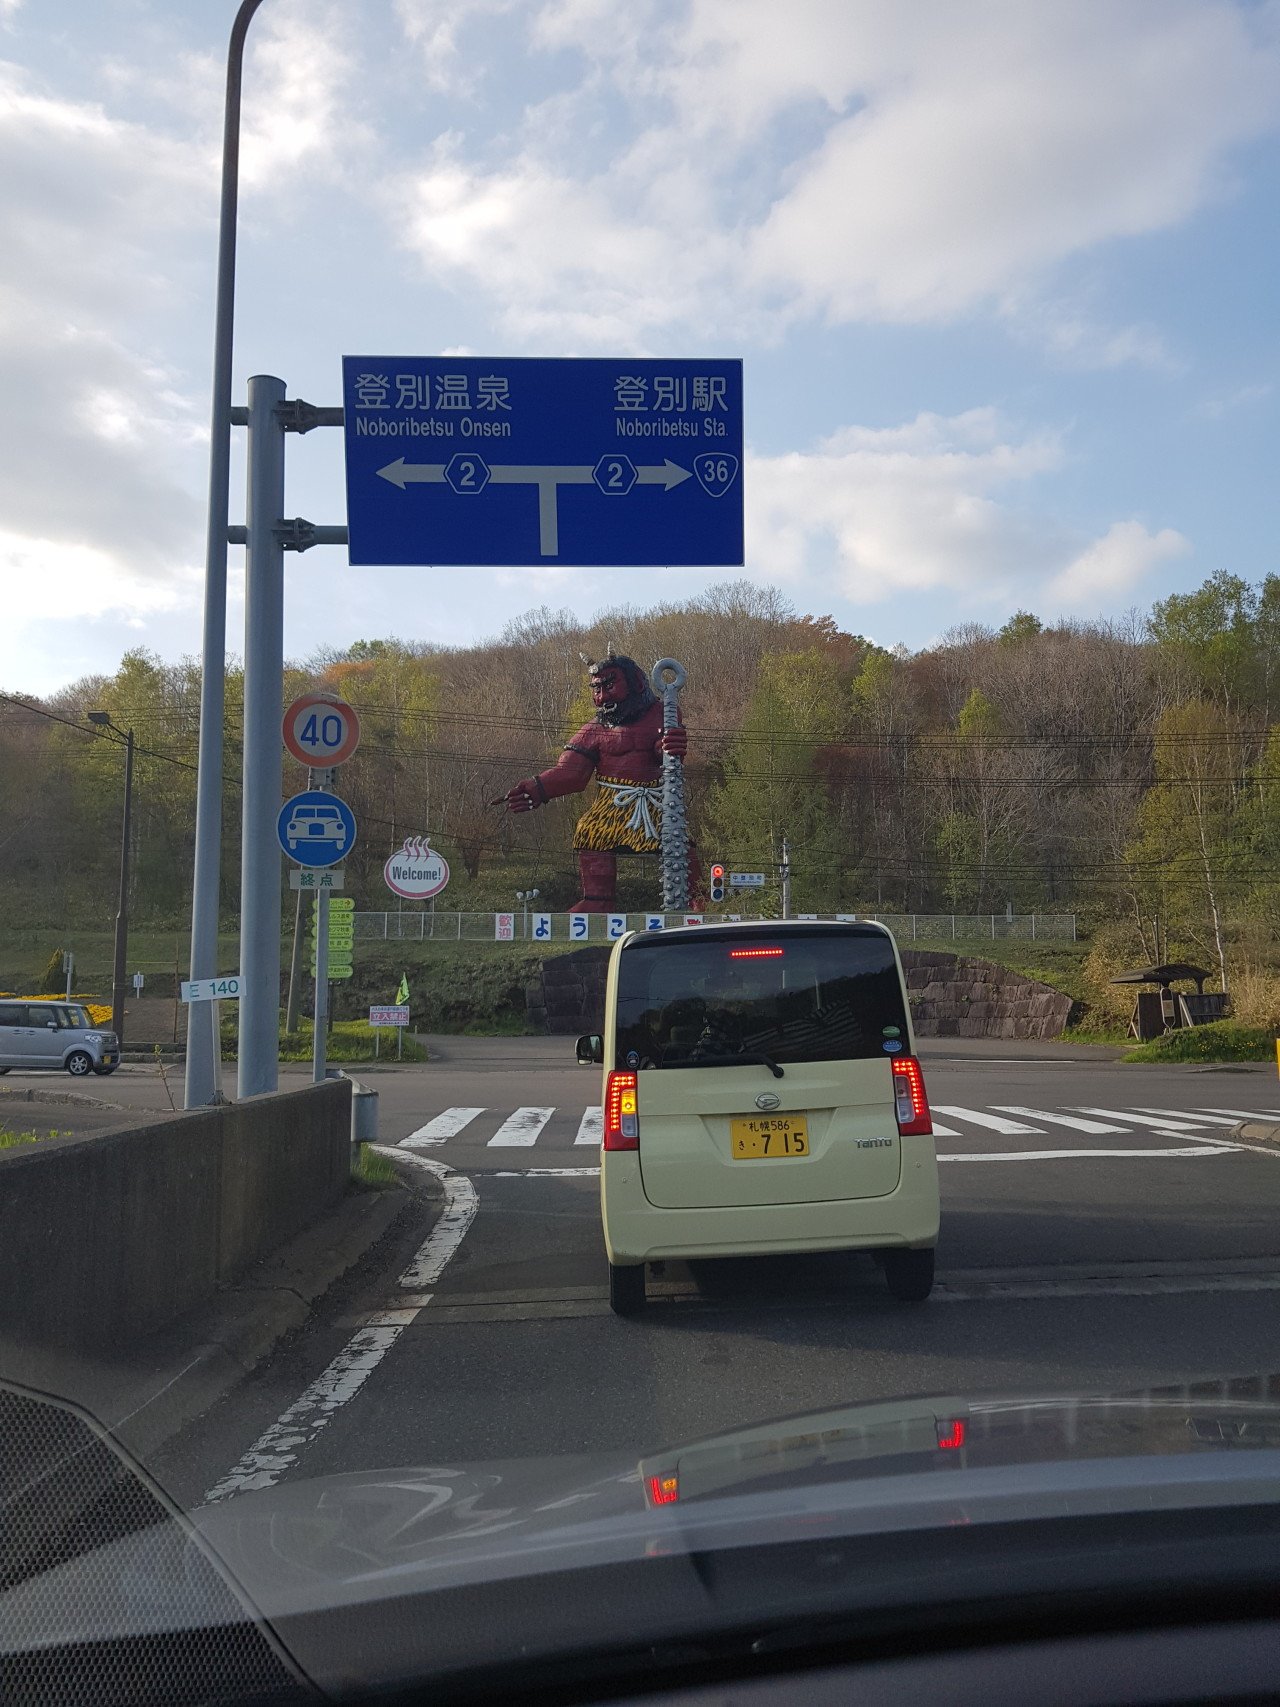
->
{"left": 1232, "top": 1119, "right": 1280, "bottom": 1147}
{"left": 1, "top": 1181, "right": 418, "bottom": 1463}
{"left": 0, "top": 1086, "right": 124, "bottom": 1109}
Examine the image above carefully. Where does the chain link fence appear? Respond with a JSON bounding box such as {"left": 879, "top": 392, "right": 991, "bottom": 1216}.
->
{"left": 353, "top": 911, "right": 1077, "bottom": 944}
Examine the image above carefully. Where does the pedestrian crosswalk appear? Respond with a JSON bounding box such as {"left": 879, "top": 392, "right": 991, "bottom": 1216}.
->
{"left": 397, "top": 1103, "right": 1280, "bottom": 1154}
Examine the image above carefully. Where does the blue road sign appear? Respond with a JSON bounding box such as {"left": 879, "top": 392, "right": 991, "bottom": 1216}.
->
{"left": 341, "top": 357, "right": 743, "bottom": 568}
{"left": 277, "top": 790, "right": 357, "bottom": 869}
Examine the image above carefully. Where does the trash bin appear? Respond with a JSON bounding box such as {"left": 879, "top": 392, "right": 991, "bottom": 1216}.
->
{"left": 352, "top": 1084, "right": 379, "bottom": 1144}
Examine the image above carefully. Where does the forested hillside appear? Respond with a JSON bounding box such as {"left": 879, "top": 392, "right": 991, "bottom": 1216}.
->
{"left": 4, "top": 572, "right": 1280, "bottom": 1022}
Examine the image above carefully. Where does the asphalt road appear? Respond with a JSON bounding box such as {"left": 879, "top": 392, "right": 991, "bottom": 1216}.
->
{"left": 136, "top": 1037, "right": 1280, "bottom": 1512}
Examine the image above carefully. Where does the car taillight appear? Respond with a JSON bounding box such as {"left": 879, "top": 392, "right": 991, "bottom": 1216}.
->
{"left": 936, "top": 1418, "right": 967, "bottom": 1451}
{"left": 647, "top": 1473, "right": 679, "bottom": 1506}
{"left": 891, "top": 1054, "right": 932, "bottom": 1136}
{"left": 604, "top": 1071, "right": 639, "bottom": 1151}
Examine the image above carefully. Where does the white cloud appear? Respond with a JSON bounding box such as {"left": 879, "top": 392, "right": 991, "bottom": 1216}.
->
{"left": 0, "top": 62, "right": 210, "bottom": 686}
{"left": 744, "top": 406, "right": 1188, "bottom": 617}
{"left": 1047, "top": 520, "right": 1191, "bottom": 607}
{"left": 241, "top": 0, "right": 373, "bottom": 191}
{"left": 0, "top": 527, "right": 196, "bottom": 633}
{"left": 393, "top": 0, "right": 524, "bottom": 96}
{"left": 747, "top": 407, "right": 1066, "bottom": 599}
{"left": 387, "top": 0, "right": 1280, "bottom": 351}
{"left": 1196, "top": 381, "right": 1274, "bottom": 419}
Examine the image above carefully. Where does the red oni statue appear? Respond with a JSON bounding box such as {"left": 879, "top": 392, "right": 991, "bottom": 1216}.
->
{"left": 503, "top": 652, "right": 698, "bottom": 912}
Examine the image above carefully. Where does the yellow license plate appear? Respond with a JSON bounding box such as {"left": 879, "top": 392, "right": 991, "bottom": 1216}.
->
{"left": 730, "top": 1115, "right": 810, "bottom": 1159}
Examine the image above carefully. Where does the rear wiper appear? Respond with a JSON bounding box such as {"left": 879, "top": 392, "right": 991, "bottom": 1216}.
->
{"left": 688, "top": 1051, "right": 784, "bottom": 1078}
{"left": 743, "top": 1051, "right": 785, "bottom": 1079}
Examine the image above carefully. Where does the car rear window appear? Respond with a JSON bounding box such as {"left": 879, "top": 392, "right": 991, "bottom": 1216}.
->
{"left": 614, "top": 926, "right": 909, "bottom": 1070}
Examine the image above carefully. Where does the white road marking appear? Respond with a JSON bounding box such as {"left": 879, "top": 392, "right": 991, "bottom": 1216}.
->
{"left": 927, "top": 1119, "right": 961, "bottom": 1137}
{"left": 491, "top": 1167, "right": 602, "bottom": 1177}
{"left": 575, "top": 1105, "right": 603, "bottom": 1145}
{"left": 395, "top": 1152, "right": 479, "bottom": 1289}
{"left": 1198, "top": 1107, "right": 1280, "bottom": 1121}
{"left": 1132, "top": 1107, "right": 1237, "bottom": 1127}
{"left": 992, "top": 1106, "right": 1129, "bottom": 1135}
{"left": 932, "top": 1105, "right": 1045, "bottom": 1135}
{"left": 203, "top": 1151, "right": 476, "bottom": 1504}
{"left": 402, "top": 1107, "right": 484, "bottom": 1146}
{"left": 1072, "top": 1107, "right": 1212, "bottom": 1133}
{"left": 487, "top": 1106, "right": 555, "bottom": 1147}
{"left": 938, "top": 1145, "right": 1234, "bottom": 1163}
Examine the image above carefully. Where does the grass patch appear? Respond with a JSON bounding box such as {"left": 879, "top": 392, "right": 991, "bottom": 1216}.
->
{"left": 353, "top": 1143, "right": 401, "bottom": 1188}
{"left": 213, "top": 1012, "right": 431, "bottom": 1063}
{"left": 259, "top": 1020, "right": 429, "bottom": 1064}
{"left": 1122, "top": 1021, "right": 1275, "bottom": 1064}
{"left": 0, "top": 1122, "right": 70, "bottom": 1148}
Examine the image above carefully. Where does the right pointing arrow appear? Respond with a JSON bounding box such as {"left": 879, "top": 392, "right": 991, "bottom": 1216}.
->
{"left": 637, "top": 459, "right": 693, "bottom": 490}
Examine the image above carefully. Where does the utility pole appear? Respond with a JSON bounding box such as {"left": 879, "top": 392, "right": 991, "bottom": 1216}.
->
{"left": 89, "top": 714, "right": 135, "bottom": 1046}
{"left": 780, "top": 837, "right": 792, "bottom": 920}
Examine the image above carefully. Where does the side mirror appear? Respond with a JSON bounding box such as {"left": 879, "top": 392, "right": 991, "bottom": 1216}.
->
{"left": 576, "top": 1033, "right": 603, "bottom": 1066}
{"left": 46, "top": 1020, "right": 59, "bottom": 1030}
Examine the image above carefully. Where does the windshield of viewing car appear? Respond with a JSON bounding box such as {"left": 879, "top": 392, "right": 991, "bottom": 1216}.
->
{"left": 615, "top": 929, "right": 908, "bottom": 1068}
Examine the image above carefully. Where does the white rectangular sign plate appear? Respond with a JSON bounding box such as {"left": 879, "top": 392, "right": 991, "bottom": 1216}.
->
{"left": 181, "top": 975, "right": 242, "bottom": 1003}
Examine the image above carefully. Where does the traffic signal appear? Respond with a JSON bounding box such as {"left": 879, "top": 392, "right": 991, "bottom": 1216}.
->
{"left": 710, "top": 863, "right": 726, "bottom": 902}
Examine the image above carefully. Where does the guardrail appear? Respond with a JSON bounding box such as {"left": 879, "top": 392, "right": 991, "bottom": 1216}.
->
{"left": 353, "top": 911, "right": 1077, "bottom": 943}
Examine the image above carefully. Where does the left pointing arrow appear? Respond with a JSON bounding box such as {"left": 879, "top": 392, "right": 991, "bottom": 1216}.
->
{"left": 377, "top": 459, "right": 447, "bottom": 488}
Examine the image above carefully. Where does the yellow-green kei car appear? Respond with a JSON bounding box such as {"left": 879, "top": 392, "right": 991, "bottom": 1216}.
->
{"left": 580, "top": 919, "right": 940, "bottom": 1316}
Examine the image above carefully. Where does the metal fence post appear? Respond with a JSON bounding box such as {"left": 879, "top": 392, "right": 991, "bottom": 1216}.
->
{"left": 1032, "top": 913, "right": 1037, "bottom": 940}
{"left": 237, "top": 373, "right": 286, "bottom": 1099}
{"left": 991, "top": 914, "right": 995, "bottom": 939}
{"left": 951, "top": 914, "right": 956, "bottom": 941}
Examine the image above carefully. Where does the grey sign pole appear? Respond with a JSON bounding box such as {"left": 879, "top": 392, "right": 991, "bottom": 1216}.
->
{"left": 186, "top": 0, "right": 266, "bottom": 1109}
{"left": 654, "top": 658, "right": 689, "bottom": 912}
{"left": 237, "top": 374, "right": 286, "bottom": 1098}
{"left": 313, "top": 889, "right": 329, "bottom": 1085}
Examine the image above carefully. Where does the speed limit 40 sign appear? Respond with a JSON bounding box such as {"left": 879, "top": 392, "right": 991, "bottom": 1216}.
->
{"left": 283, "top": 694, "right": 361, "bottom": 768}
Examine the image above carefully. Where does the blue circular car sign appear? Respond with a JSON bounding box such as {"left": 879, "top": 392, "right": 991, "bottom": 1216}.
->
{"left": 277, "top": 790, "right": 357, "bottom": 869}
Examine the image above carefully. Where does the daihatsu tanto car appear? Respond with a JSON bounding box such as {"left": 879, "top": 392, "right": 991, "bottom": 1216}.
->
{"left": 585, "top": 920, "right": 939, "bottom": 1315}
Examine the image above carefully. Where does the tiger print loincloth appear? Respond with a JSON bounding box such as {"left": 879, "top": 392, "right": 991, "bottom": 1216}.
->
{"left": 572, "top": 776, "right": 663, "bottom": 853}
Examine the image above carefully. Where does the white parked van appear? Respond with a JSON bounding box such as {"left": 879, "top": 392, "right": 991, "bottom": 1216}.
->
{"left": 583, "top": 920, "right": 940, "bottom": 1315}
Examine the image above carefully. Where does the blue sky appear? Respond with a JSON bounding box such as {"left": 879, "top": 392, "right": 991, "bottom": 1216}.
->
{"left": 2, "top": 0, "right": 1278, "bottom": 694}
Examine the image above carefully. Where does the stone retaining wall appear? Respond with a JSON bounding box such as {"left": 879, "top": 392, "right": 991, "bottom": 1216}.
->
{"left": 529, "top": 943, "right": 1073, "bottom": 1041}
{"left": 900, "top": 949, "right": 1073, "bottom": 1040}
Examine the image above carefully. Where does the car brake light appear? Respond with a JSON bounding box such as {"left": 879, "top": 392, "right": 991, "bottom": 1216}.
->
{"left": 891, "top": 1055, "right": 932, "bottom": 1136}
{"left": 647, "top": 1473, "right": 679, "bottom": 1505}
{"left": 729, "top": 946, "right": 784, "bottom": 958}
{"left": 604, "top": 1071, "right": 639, "bottom": 1151}
{"left": 936, "top": 1419, "right": 966, "bottom": 1450}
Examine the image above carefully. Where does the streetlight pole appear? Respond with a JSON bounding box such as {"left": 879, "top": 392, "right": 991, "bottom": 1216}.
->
{"left": 186, "top": 0, "right": 267, "bottom": 1108}
{"left": 90, "top": 715, "right": 135, "bottom": 1046}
